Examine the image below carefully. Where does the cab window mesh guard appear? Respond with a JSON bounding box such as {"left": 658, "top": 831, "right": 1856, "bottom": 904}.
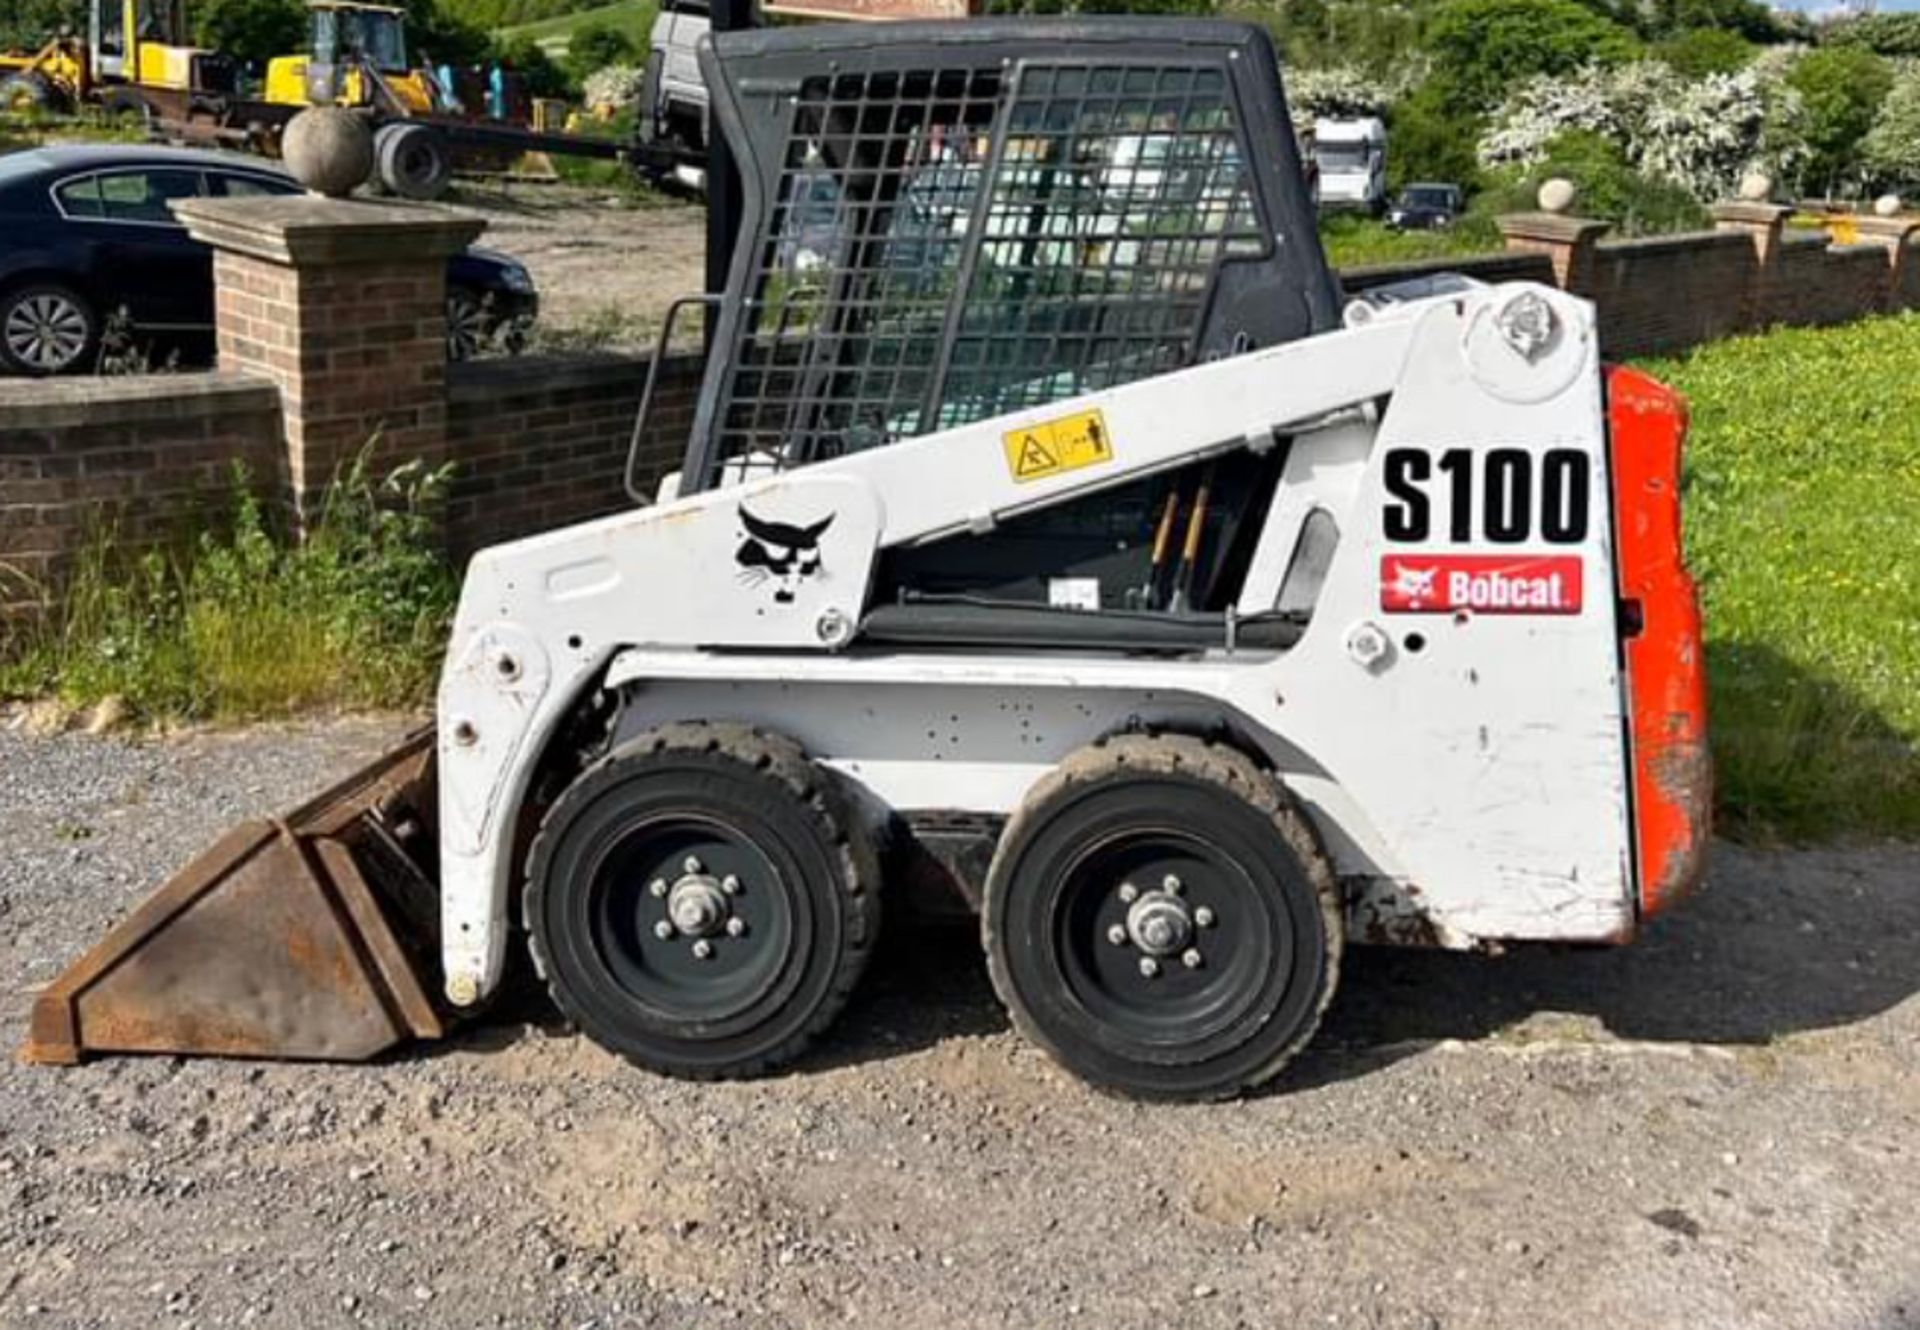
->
{"left": 707, "top": 58, "right": 1267, "bottom": 487}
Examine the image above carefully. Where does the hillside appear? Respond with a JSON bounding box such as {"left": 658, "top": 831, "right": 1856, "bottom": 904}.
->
{"left": 496, "top": 0, "right": 656, "bottom": 55}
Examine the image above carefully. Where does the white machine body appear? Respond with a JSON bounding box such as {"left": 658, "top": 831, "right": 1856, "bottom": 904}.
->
{"left": 432, "top": 281, "right": 1651, "bottom": 1007}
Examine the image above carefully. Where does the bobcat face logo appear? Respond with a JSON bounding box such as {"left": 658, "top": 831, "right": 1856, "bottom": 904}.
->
{"left": 736, "top": 505, "right": 834, "bottom": 604}
{"left": 1390, "top": 563, "right": 1438, "bottom": 604}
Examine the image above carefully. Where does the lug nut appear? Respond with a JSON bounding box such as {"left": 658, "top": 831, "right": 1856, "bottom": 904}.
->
{"left": 1117, "top": 883, "right": 1139, "bottom": 904}
{"left": 1138, "top": 957, "right": 1160, "bottom": 979}
{"left": 721, "top": 874, "right": 741, "bottom": 895}
{"left": 653, "top": 920, "right": 675, "bottom": 940}
{"left": 1163, "top": 874, "right": 1184, "bottom": 895}
{"left": 1194, "top": 906, "right": 1216, "bottom": 928}
{"left": 725, "top": 917, "right": 747, "bottom": 938}
{"left": 683, "top": 856, "right": 704, "bottom": 876}
{"left": 1181, "top": 948, "right": 1204, "bottom": 970}
{"left": 1106, "top": 923, "right": 1128, "bottom": 946}
{"left": 649, "top": 878, "right": 669, "bottom": 898}
{"left": 691, "top": 939, "right": 714, "bottom": 960}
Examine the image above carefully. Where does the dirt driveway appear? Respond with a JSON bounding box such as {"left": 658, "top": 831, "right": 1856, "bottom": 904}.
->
{"left": 446, "top": 184, "right": 709, "bottom": 351}
{"left": 1, "top": 718, "right": 1916, "bottom": 1329}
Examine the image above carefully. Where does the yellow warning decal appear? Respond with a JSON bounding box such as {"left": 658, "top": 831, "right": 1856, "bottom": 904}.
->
{"left": 1002, "top": 408, "right": 1114, "bottom": 483}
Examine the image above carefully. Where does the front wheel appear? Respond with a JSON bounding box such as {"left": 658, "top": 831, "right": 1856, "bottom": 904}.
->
{"left": 984, "top": 734, "right": 1342, "bottom": 1101}
{"left": 525, "top": 723, "right": 880, "bottom": 1079}
{"left": 0, "top": 283, "right": 99, "bottom": 376}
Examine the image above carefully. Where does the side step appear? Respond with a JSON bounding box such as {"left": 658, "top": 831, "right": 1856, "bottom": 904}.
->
{"left": 20, "top": 730, "right": 446, "bottom": 1065}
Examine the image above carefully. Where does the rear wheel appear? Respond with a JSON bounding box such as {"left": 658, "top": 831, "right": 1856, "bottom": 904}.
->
{"left": 375, "top": 122, "right": 452, "bottom": 201}
{"left": 0, "top": 283, "right": 98, "bottom": 376}
{"left": 525, "top": 723, "right": 879, "bottom": 1079}
{"left": 984, "top": 734, "right": 1342, "bottom": 1101}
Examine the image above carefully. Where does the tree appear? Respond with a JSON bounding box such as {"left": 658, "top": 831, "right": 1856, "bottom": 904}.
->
{"left": 401, "top": 0, "right": 491, "bottom": 68}
{"left": 1387, "top": 81, "right": 1484, "bottom": 191}
{"left": 1425, "top": 0, "right": 1642, "bottom": 116}
{"left": 0, "top": 0, "right": 82, "bottom": 50}
{"left": 1828, "top": 13, "right": 1920, "bottom": 59}
{"left": 1651, "top": 27, "right": 1756, "bottom": 78}
{"left": 192, "top": 0, "right": 305, "bottom": 70}
{"left": 1787, "top": 45, "right": 1894, "bottom": 196}
{"left": 1862, "top": 67, "right": 1920, "bottom": 191}
{"left": 563, "top": 21, "right": 634, "bottom": 82}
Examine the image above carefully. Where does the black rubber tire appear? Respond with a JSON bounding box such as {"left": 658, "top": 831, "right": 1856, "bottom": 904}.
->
{"left": 0, "top": 282, "right": 99, "bottom": 377}
{"left": 375, "top": 122, "right": 452, "bottom": 201}
{"left": 525, "top": 722, "right": 879, "bottom": 1080}
{"left": 0, "top": 73, "right": 58, "bottom": 115}
{"left": 983, "top": 733, "right": 1343, "bottom": 1102}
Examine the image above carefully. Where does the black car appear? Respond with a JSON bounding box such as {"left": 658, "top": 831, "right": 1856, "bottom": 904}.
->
{"left": 1386, "top": 182, "right": 1465, "bottom": 232}
{"left": 0, "top": 145, "right": 538, "bottom": 376}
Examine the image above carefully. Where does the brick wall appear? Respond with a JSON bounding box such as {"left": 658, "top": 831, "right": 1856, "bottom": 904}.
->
{"left": 1340, "top": 249, "right": 1555, "bottom": 295}
{"left": 1369, "top": 218, "right": 1917, "bottom": 360}
{"left": 444, "top": 351, "right": 704, "bottom": 560}
{"left": 1584, "top": 232, "right": 1755, "bottom": 357}
{"left": 213, "top": 251, "right": 451, "bottom": 508}
{"left": 0, "top": 375, "right": 283, "bottom": 621}
{"left": 1770, "top": 238, "right": 1891, "bottom": 329}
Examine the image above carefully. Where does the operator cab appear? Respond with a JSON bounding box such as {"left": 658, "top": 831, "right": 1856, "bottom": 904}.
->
{"left": 662, "top": 19, "right": 1340, "bottom": 649}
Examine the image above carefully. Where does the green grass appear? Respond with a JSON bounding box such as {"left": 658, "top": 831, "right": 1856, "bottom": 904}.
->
{"left": 498, "top": 0, "right": 656, "bottom": 55}
{"left": 1639, "top": 313, "right": 1920, "bottom": 841}
{"left": 0, "top": 456, "right": 457, "bottom": 723}
{"left": 1318, "top": 214, "right": 1501, "bottom": 270}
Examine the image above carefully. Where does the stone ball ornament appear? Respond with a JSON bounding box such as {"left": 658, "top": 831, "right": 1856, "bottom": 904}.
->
{"left": 1738, "top": 171, "right": 1773, "bottom": 203}
{"left": 1536, "top": 177, "right": 1576, "bottom": 215}
{"left": 1874, "top": 194, "right": 1903, "bottom": 219}
{"left": 280, "top": 107, "right": 375, "bottom": 198}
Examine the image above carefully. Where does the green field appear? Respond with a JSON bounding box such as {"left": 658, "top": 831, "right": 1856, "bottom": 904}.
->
{"left": 1641, "top": 312, "right": 1920, "bottom": 841}
{"left": 498, "top": 0, "right": 657, "bottom": 55}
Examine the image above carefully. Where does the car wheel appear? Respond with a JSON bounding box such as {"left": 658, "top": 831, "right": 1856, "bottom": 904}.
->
{"left": 446, "top": 288, "right": 491, "bottom": 361}
{"left": 0, "top": 284, "right": 100, "bottom": 377}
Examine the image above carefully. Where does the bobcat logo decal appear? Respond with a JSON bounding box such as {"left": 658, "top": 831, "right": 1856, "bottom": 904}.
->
{"left": 1390, "top": 563, "right": 1438, "bottom": 604}
{"left": 735, "top": 505, "right": 834, "bottom": 604}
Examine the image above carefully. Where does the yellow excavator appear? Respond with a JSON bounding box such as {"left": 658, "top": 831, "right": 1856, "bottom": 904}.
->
{"left": 264, "top": 1, "right": 439, "bottom": 115}
{"left": 0, "top": 0, "right": 237, "bottom": 120}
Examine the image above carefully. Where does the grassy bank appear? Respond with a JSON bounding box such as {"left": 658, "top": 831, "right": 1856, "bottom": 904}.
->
{"left": 1641, "top": 312, "right": 1920, "bottom": 841}
{"left": 0, "top": 458, "right": 456, "bottom": 722}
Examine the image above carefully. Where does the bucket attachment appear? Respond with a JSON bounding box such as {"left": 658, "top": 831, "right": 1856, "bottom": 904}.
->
{"left": 20, "top": 730, "right": 446, "bottom": 1066}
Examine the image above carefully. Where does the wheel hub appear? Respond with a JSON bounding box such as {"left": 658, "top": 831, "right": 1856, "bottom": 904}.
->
{"left": 666, "top": 870, "right": 731, "bottom": 938}
{"left": 1124, "top": 890, "right": 1193, "bottom": 957}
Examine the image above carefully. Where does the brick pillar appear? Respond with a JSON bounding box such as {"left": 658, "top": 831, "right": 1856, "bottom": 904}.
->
{"left": 1851, "top": 214, "right": 1920, "bottom": 311}
{"left": 172, "top": 196, "right": 484, "bottom": 518}
{"left": 1711, "top": 201, "right": 1793, "bottom": 330}
{"left": 1496, "top": 213, "right": 1611, "bottom": 295}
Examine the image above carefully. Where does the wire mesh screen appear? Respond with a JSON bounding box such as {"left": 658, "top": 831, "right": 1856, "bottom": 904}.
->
{"left": 709, "top": 56, "right": 1268, "bottom": 484}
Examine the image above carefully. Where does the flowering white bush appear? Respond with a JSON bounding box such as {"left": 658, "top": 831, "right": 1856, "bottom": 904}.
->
{"left": 583, "top": 64, "right": 648, "bottom": 112}
{"left": 1478, "top": 60, "right": 1811, "bottom": 200}
{"left": 1286, "top": 65, "right": 1384, "bottom": 134}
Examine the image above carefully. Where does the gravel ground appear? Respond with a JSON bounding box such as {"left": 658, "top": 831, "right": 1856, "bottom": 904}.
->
{"left": 445, "top": 185, "right": 707, "bottom": 351}
{"left": 1, "top": 718, "right": 1917, "bottom": 1329}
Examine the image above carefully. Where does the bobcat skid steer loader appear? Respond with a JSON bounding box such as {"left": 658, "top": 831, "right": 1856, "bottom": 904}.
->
{"left": 22, "top": 17, "right": 1709, "bottom": 1101}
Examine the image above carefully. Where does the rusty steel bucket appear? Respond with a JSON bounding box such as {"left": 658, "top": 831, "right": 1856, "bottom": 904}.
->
{"left": 20, "top": 731, "right": 447, "bottom": 1066}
